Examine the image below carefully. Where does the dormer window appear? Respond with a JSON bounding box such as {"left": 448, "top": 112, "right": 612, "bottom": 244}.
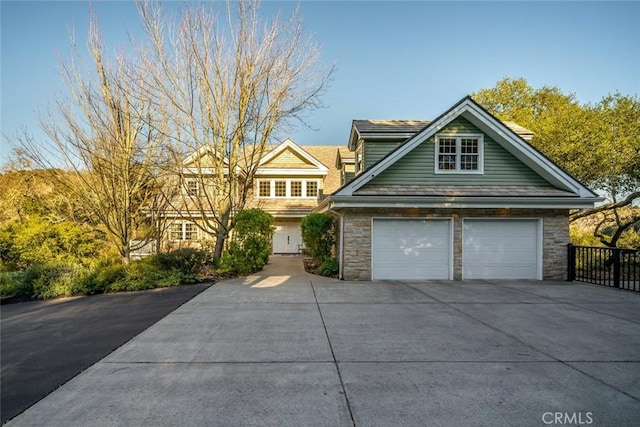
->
{"left": 435, "top": 134, "right": 483, "bottom": 174}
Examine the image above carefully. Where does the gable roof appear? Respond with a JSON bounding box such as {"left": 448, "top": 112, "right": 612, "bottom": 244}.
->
{"left": 182, "top": 146, "right": 228, "bottom": 167}
{"left": 257, "top": 138, "right": 329, "bottom": 176}
{"left": 331, "top": 96, "right": 601, "bottom": 207}
{"left": 335, "top": 147, "right": 355, "bottom": 168}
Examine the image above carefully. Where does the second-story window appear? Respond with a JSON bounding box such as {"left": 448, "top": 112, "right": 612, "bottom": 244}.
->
{"left": 257, "top": 179, "right": 320, "bottom": 198}
{"left": 275, "top": 180, "right": 287, "bottom": 197}
{"left": 306, "top": 181, "right": 318, "bottom": 197}
{"left": 291, "top": 181, "right": 302, "bottom": 197}
{"left": 259, "top": 181, "right": 271, "bottom": 197}
{"left": 435, "top": 134, "right": 483, "bottom": 174}
{"left": 185, "top": 178, "right": 199, "bottom": 196}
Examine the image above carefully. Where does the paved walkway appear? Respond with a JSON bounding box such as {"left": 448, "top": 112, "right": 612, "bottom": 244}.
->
{"left": 8, "top": 256, "right": 640, "bottom": 426}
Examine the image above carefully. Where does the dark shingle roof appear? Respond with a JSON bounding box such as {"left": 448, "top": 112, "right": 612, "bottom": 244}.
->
{"left": 352, "top": 119, "right": 534, "bottom": 140}
{"left": 352, "top": 120, "right": 431, "bottom": 135}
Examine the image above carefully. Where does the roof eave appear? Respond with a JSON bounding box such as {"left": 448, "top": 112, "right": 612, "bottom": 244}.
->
{"left": 323, "top": 195, "right": 603, "bottom": 210}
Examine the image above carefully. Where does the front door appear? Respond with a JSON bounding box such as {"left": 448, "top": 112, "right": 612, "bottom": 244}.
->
{"left": 273, "top": 222, "right": 303, "bottom": 254}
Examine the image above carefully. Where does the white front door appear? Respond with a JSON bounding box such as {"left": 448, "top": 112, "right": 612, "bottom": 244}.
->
{"left": 273, "top": 222, "right": 303, "bottom": 254}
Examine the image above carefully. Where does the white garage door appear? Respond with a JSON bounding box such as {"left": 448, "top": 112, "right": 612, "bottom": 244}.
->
{"left": 463, "top": 219, "right": 541, "bottom": 280}
{"left": 372, "top": 219, "right": 452, "bottom": 280}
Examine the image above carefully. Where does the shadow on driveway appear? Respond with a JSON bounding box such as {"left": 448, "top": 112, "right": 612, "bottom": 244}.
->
{"left": 0, "top": 283, "right": 211, "bottom": 424}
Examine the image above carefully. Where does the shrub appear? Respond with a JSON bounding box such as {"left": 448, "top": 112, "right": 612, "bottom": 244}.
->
{"left": 224, "top": 209, "right": 274, "bottom": 275}
{"left": 81, "top": 261, "right": 127, "bottom": 294}
{"left": 31, "top": 264, "right": 89, "bottom": 299}
{"left": 0, "top": 217, "right": 103, "bottom": 270}
{"left": 0, "top": 271, "right": 32, "bottom": 299}
{"left": 109, "top": 258, "right": 181, "bottom": 292}
{"left": 301, "top": 213, "right": 335, "bottom": 263}
{"left": 152, "top": 248, "right": 214, "bottom": 282}
{"left": 318, "top": 257, "right": 339, "bottom": 277}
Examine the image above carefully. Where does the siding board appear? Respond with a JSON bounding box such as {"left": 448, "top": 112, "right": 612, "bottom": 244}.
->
{"left": 363, "top": 140, "right": 403, "bottom": 169}
{"left": 366, "top": 117, "right": 551, "bottom": 187}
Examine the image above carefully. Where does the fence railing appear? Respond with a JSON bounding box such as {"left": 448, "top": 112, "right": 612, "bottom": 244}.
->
{"left": 568, "top": 244, "right": 640, "bottom": 292}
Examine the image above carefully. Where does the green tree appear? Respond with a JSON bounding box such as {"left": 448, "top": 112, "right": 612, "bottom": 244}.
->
{"left": 224, "top": 209, "right": 275, "bottom": 274}
{"left": 473, "top": 78, "right": 640, "bottom": 247}
{"left": 301, "top": 213, "right": 335, "bottom": 263}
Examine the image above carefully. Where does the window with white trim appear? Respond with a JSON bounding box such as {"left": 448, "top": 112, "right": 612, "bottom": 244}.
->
{"left": 257, "top": 179, "right": 320, "bottom": 198}
{"left": 170, "top": 222, "right": 199, "bottom": 241}
{"left": 274, "top": 180, "right": 287, "bottom": 197}
{"left": 185, "top": 178, "right": 200, "bottom": 196}
{"left": 306, "top": 181, "right": 318, "bottom": 197}
{"left": 259, "top": 181, "right": 271, "bottom": 197}
{"left": 435, "top": 134, "right": 483, "bottom": 173}
{"left": 290, "top": 181, "right": 302, "bottom": 197}
{"left": 355, "top": 149, "right": 363, "bottom": 174}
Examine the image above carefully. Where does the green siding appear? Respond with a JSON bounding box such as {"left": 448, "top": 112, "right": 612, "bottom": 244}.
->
{"left": 367, "top": 117, "right": 551, "bottom": 187}
{"left": 363, "top": 140, "right": 403, "bottom": 169}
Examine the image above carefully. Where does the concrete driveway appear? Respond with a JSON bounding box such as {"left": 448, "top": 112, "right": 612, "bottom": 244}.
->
{"left": 8, "top": 256, "right": 640, "bottom": 426}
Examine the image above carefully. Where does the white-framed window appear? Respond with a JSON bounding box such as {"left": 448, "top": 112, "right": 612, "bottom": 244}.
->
{"left": 257, "top": 179, "right": 320, "bottom": 198}
{"left": 170, "top": 223, "right": 183, "bottom": 241}
{"left": 290, "top": 181, "right": 302, "bottom": 197}
{"left": 184, "top": 178, "right": 200, "bottom": 196}
{"left": 435, "top": 134, "right": 483, "bottom": 174}
{"left": 355, "top": 149, "right": 363, "bottom": 174}
{"left": 306, "top": 181, "right": 318, "bottom": 197}
{"left": 259, "top": 181, "right": 271, "bottom": 197}
{"left": 274, "top": 180, "right": 287, "bottom": 197}
{"left": 169, "top": 222, "right": 199, "bottom": 241}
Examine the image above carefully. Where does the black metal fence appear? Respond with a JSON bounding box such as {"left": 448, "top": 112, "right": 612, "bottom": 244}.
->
{"left": 568, "top": 244, "right": 640, "bottom": 292}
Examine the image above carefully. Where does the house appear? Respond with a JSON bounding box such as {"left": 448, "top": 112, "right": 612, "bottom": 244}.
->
{"left": 162, "top": 138, "right": 344, "bottom": 254}
{"left": 163, "top": 96, "right": 601, "bottom": 281}
{"left": 315, "top": 96, "right": 602, "bottom": 281}
{"left": 244, "top": 139, "right": 343, "bottom": 254}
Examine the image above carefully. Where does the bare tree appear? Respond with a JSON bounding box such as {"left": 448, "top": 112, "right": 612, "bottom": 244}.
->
{"left": 17, "top": 15, "right": 164, "bottom": 264}
{"left": 137, "top": 0, "right": 332, "bottom": 259}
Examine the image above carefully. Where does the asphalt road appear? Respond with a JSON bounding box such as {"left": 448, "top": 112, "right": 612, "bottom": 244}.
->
{"left": 0, "top": 283, "right": 211, "bottom": 424}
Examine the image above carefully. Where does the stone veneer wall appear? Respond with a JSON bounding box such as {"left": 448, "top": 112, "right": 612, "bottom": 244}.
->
{"left": 340, "top": 208, "right": 569, "bottom": 281}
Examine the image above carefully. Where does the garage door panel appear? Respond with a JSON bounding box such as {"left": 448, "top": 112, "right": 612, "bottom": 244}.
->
{"left": 463, "top": 220, "right": 540, "bottom": 280}
{"left": 372, "top": 219, "right": 451, "bottom": 280}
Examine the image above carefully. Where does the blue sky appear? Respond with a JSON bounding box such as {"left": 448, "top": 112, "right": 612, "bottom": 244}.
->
{"left": 1, "top": 1, "right": 639, "bottom": 164}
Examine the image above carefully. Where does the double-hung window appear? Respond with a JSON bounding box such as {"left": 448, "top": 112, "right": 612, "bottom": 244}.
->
{"left": 435, "top": 134, "right": 483, "bottom": 173}
{"left": 185, "top": 178, "right": 200, "bottom": 196}
{"left": 170, "top": 222, "right": 198, "bottom": 241}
